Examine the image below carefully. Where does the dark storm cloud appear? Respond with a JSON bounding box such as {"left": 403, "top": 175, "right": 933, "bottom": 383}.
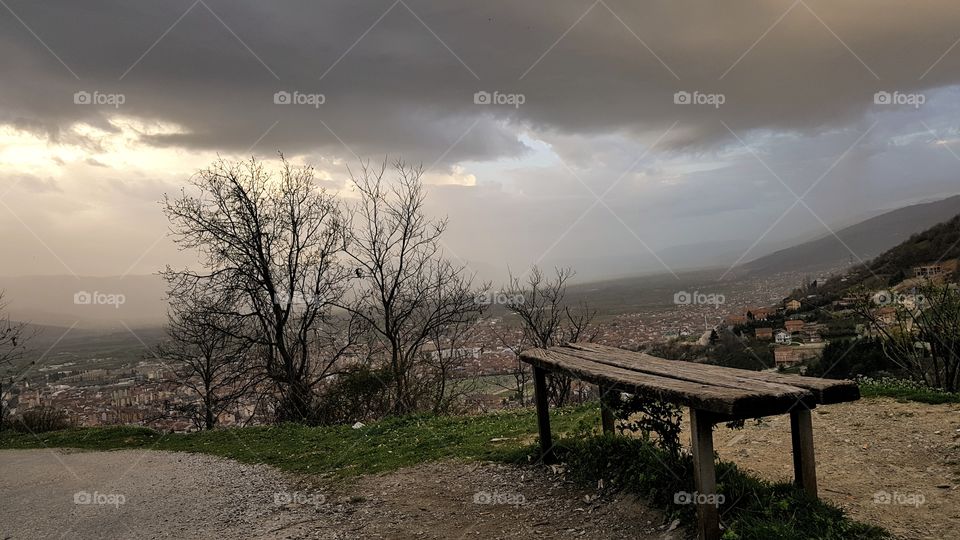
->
{"left": 3, "top": 0, "right": 960, "bottom": 161}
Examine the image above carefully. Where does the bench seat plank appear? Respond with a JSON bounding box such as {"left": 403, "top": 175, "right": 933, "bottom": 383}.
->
{"left": 563, "top": 343, "right": 859, "bottom": 405}
{"left": 521, "top": 348, "right": 810, "bottom": 417}
{"left": 558, "top": 344, "right": 815, "bottom": 401}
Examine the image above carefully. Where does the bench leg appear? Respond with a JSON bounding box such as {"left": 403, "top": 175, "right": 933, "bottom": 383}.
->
{"left": 690, "top": 409, "right": 720, "bottom": 540}
{"left": 532, "top": 366, "right": 554, "bottom": 462}
{"left": 790, "top": 408, "right": 818, "bottom": 498}
{"left": 599, "top": 384, "right": 616, "bottom": 434}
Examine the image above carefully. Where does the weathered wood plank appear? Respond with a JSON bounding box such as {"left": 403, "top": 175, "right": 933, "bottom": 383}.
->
{"left": 560, "top": 343, "right": 813, "bottom": 401}
{"left": 521, "top": 348, "right": 807, "bottom": 417}
{"left": 563, "top": 343, "right": 858, "bottom": 405}
{"left": 739, "top": 370, "right": 859, "bottom": 404}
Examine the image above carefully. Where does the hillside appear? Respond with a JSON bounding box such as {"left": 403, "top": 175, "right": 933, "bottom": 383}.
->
{"left": 740, "top": 195, "right": 960, "bottom": 276}
{"left": 817, "top": 212, "right": 960, "bottom": 296}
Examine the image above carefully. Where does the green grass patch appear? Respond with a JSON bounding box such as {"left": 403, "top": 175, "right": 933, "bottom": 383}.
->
{"left": 0, "top": 404, "right": 598, "bottom": 478}
{"left": 857, "top": 376, "right": 960, "bottom": 404}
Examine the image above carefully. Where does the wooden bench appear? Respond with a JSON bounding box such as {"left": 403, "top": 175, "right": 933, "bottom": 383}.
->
{"left": 519, "top": 342, "right": 860, "bottom": 540}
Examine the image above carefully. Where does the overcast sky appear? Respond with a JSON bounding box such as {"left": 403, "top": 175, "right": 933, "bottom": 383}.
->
{"left": 2, "top": 0, "right": 960, "bottom": 282}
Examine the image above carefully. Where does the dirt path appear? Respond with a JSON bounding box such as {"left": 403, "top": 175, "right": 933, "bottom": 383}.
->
{"left": 0, "top": 449, "right": 678, "bottom": 539}
{"left": 683, "top": 397, "right": 960, "bottom": 540}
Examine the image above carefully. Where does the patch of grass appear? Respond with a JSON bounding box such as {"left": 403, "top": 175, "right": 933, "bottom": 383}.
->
{"left": 545, "top": 434, "right": 890, "bottom": 540}
{"left": 0, "top": 404, "right": 598, "bottom": 478}
{"left": 857, "top": 376, "right": 960, "bottom": 404}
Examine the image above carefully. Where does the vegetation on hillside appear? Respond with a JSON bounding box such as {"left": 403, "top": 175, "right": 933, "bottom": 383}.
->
{"left": 817, "top": 213, "right": 960, "bottom": 298}
{"left": 776, "top": 211, "right": 960, "bottom": 400}
{"left": 644, "top": 329, "right": 774, "bottom": 371}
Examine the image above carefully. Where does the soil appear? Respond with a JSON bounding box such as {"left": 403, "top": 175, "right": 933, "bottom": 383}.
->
{"left": 689, "top": 397, "right": 960, "bottom": 540}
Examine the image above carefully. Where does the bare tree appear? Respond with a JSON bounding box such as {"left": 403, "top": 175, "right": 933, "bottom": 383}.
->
{"left": 422, "top": 308, "right": 483, "bottom": 414}
{"left": 155, "top": 291, "right": 260, "bottom": 429}
{"left": 345, "top": 159, "right": 486, "bottom": 414}
{"left": 499, "top": 266, "right": 601, "bottom": 406}
{"left": 162, "top": 156, "right": 355, "bottom": 423}
{"left": 0, "top": 292, "right": 28, "bottom": 429}
{"left": 855, "top": 283, "right": 960, "bottom": 392}
{"left": 494, "top": 323, "right": 530, "bottom": 406}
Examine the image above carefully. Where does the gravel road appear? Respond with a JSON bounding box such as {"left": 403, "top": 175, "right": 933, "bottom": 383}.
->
{"left": 0, "top": 449, "right": 675, "bottom": 539}
{"left": 0, "top": 449, "right": 323, "bottom": 539}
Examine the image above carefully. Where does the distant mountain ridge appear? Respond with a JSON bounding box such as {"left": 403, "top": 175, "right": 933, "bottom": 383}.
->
{"left": 817, "top": 212, "right": 960, "bottom": 297}
{"left": 740, "top": 195, "right": 960, "bottom": 276}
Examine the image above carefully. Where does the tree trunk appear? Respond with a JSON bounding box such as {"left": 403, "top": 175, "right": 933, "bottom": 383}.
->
{"left": 204, "top": 400, "right": 215, "bottom": 430}
{"left": 277, "top": 379, "right": 314, "bottom": 423}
